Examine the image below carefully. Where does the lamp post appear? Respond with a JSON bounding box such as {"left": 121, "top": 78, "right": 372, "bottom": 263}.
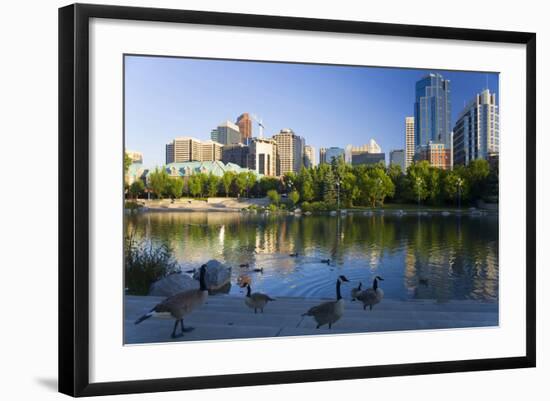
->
{"left": 415, "top": 176, "right": 422, "bottom": 208}
{"left": 457, "top": 177, "right": 464, "bottom": 209}
{"left": 336, "top": 180, "right": 341, "bottom": 211}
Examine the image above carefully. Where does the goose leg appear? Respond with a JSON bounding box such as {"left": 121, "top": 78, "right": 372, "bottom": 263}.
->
{"left": 171, "top": 320, "right": 180, "bottom": 338}
{"left": 181, "top": 320, "right": 195, "bottom": 332}
{"left": 328, "top": 323, "right": 332, "bottom": 329}
{"left": 370, "top": 305, "right": 373, "bottom": 311}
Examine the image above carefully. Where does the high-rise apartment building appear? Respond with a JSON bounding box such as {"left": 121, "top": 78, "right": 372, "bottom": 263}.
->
{"left": 200, "top": 140, "right": 223, "bottom": 162}
{"left": 414, "top": 73, "right": 452, "bottom": 150}
{"left": 405, "top": 116, "right": 415, "bottom": 168}
{"left": 303, "top": 145, "right": 316, "bottom": 168}
{"left": 273, "top": 128, "right": 304, "bottom": 176}
{"left": 236, "top": 113, "right": 253, "bottom": 143}
{"left": 390, "top": 149, "right": 406, "bottom": 171}
{"left": 453, "top": 89, "right": 499, "bottom": 167}
{"left": 166, "top": 137, "right": 222, "bottom": 163}
{"left": 249, "top": 137, "right": 277, "bottom": 176}
{"left": 213, "top": 121, "right": 241, "bottom": 145}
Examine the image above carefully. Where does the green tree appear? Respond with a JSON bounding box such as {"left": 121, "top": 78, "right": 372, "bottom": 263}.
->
{"left": 340, "top": 171, "right": 360, "bottom": 207}
{"left": 205, "top": 174, "right": 220, "bottom": 197}
{"left": 259, "top": 176, "right": 280, "bottom": 196}
{"left": 124, "top": 153, "right": 132, "bottom": 180}
{"left": 187, "top": 174, "right": 202, "bottom": 197}
{"left": 221, "top": 171, "right": 235, "bottom": 197}
{"left": 444, "top": 170, "right": 468, "bottom": 206}
{"left": 147, "top": 167, "right": 169, "bottom": 199}
{"left": 165, "top": 178, "right": 184, "bottom": 199}
{"left": 245, "top": 171, "right": 257, "bottom": 198}
{"left": 234, "top": 172, "right": 248, "bottom": 198}
{"left": 267, "top": 189, "right": 280, "bottom": 205}
{"left": 466, "top": 159, "right": 490, "bottom": 200}
{"left": 299, "top": 168, "right": 315, "bottom": 202}
{"left": 322, "top": 167, "right": 337, "bottom": 205}
{"left": 289, "top": 190, "right": 300, "bottom": 206}
{"left": 129, "top": 180, "right": 145, "bottom": 200}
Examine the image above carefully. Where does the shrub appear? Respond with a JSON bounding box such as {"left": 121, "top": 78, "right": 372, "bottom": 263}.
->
{"left": 301, "top": 201, "right": 311, "bottom": 213}
{"left": 267, "top": 189, "right": 280, "bottom": 205}
{"left": 124, "top": 235, "right": 179, "bottom": 295}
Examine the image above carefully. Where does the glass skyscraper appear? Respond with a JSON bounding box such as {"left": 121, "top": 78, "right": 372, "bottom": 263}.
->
{"left": 414, "top": 73, "right": 452, "bottom": 150}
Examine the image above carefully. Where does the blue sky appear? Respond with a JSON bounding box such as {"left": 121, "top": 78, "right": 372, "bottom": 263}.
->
{"left": 125, "top": 55, "right": 499, "bottom": 167}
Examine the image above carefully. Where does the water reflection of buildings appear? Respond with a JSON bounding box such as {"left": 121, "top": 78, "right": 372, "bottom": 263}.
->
{"left": 125, "top": 213, "right": 499, "bottom": 301}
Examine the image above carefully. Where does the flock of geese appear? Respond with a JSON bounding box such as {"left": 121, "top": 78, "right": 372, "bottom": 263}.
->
{"left": 135, "top": 261, "right": 385, "bottom": 338}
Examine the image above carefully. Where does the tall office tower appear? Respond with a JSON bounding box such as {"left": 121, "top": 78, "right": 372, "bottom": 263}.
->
{"left": 405, "top": 116, "right": 415, "bottom": 168}
{"left": 236, "top": 113, "right": 253, "bottom": 143}
{"left": 200, "top": 140, "right": 223, "bottom": 162}
{"left": 453, "top": 89, "right": 499, "bottom": 167}
{"left": 222, "top": 143, "right": 250, "bottom": 168}
{"left": 320, "top": 147, "right": 345, "bottom": 164}
{"left": 351, "top": 152, "right": 385, "bottom": 166}
{"left": 166, "top": 143, "right": 175, "bottom": 164}
{"left": 210, "top": 128, "right": 219, "bottom": 143}
{"left": 165, "top": 137, "right": 202, "bottom": 163}
{"left": 303, "top": 145, "right": 316, "bottom": 168}
{"left": 125, "top": 150, "right": 143, "bottom": 164}
{"left": 319, "top": 148, "right": 327, "bottom": 164}
{"left": 249, "top": 137, "right": 277, "bottom": 176}
{"left": 273, "top": 128, "right": 304, "bottom": 176}
{"left": 417, "top": 141, "right": 451, "bottom": 170}
{"left": 389, "top": 149, "right": 406, "bottom": 171}
{"left": 214, "top": 121, "right": 242, "bottom": 145}
{"left": 414, "top": 73, "right": 452, "bottom": 150}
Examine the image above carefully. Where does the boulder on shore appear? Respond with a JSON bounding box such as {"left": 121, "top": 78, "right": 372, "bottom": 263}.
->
{"left": 193, "top": 259, "right": 232, "bottom": 293}
{"left": 149, "top": 273, "right": 198, "bottom": 297}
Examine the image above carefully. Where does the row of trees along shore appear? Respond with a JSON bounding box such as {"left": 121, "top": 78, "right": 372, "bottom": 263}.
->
{"left": 125, "top": 156, "right": 498, "bottom": 209}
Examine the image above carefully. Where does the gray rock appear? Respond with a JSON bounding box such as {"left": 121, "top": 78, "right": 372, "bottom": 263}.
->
{"left": 193, "top": 260, "right": 232, "bottom": 291}
{"left": 149, "top": 273, "right": 198, "bottom": 297}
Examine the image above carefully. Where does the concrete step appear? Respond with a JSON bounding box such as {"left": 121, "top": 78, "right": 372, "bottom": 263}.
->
{"left": 125, "top": 295, "right": 498, "bottom": 344}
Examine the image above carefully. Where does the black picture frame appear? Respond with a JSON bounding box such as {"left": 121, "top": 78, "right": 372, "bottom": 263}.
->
{"left": 58, "top": 3, "right": 536, "bottom": 397}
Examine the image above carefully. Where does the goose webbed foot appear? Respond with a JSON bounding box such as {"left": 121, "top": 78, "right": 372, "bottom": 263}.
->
{"left": 179, "top": 320, "right": 195, "bottom": 333}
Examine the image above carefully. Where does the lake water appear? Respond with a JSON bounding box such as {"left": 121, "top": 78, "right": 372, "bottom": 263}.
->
{"left": 125, "top": 211, "right": 498, "bottom": 302}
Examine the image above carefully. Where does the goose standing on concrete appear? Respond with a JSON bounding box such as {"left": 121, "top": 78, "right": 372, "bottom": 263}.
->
{"left": 242, "top": 283, "right": 275, "bottom": 313}
{"left": 302, "top": 275, "right": 350, "bottom": 329}
{"left": 356, "top": 276, "right": 384, "bottom": 311}
{"left": 351, "top": 282, "right": 363, "bottom": 301}
{"left": 135, "top": 264, "right": 209, "bottom": 338}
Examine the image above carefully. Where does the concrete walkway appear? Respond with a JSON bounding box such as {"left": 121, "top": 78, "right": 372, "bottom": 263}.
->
{"left": 125, "top": 295, "right": 498, "bottom": 344}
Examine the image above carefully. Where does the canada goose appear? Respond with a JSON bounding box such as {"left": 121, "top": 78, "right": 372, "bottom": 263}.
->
{"left": 253, "top": 267, "right": 264, "bottom": 273}
{"left": 289, "top": 252, "right": 299, "bottom": 257}
{"left": 134, "top": 264, "right": 209, "bottom": 338}
{"left": 320, "top": 259, "right": 331, "bottom": 264}
{"left": 356, "top": 276, "right": 384, "bottom": 311}
{"left": 351, "top": 282, "right": 363, "bottom": 301}
{"left": 242, "top": 283, "right": 275, "bottom": 313}
{"left": 302, "top": 275, "right": 350, "bottom": 329}
{"left": 239, "top": 263, "right": 250, "bottom": 268}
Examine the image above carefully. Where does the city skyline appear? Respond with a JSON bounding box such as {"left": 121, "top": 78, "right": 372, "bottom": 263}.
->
{"left": 125, "top": 55, "right": 499, "bottom": 167}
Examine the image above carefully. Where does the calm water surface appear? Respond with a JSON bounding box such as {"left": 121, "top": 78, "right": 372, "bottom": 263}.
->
{"left": 125, "top": 211, "right": 498, "bottom": 302}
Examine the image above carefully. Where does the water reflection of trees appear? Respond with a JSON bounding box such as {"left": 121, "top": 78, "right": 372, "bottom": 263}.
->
{"left": 125, "top": 212, "right": 498, "bottom": 301}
